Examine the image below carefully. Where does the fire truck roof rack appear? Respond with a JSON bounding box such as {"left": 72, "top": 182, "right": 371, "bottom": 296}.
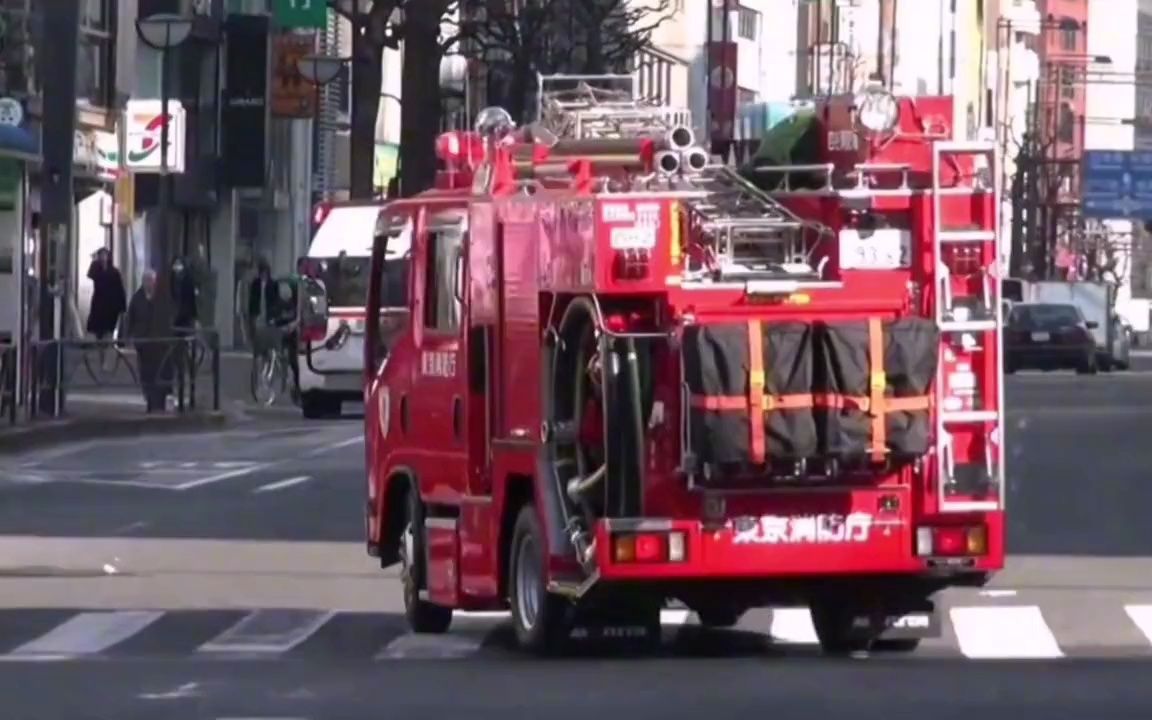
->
{"left": 535, "top": 72, "right": 693, "bottom": 140}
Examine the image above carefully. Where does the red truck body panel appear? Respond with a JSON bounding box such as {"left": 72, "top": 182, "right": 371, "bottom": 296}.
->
{"left": 358, "top": 85, "right": 1006, "bottom": 642}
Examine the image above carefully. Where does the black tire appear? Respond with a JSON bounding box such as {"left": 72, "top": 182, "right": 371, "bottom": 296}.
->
{"left": 301, "top": 392, "right": 326, "bottom": 419}
{"left": 809, "top": 598, "right": 871, "bottom": 655}
{"left": 1076, "top": 354, "right": 1098, "bottom": 375}
{"left": 508, "top": 505, "right": 571, "bottom": 654}
{"left": 400, "top": 486, "right": 453, "bottom": 634}
{"left": 695, "top": 606, "right": 744, "bottom": 629}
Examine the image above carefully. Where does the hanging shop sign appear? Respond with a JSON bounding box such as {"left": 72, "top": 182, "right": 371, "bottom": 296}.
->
{"left": 123, "top": 100, "right": 187, "bottom": 173}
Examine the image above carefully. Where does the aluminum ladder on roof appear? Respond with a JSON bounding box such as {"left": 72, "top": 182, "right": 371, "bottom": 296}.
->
{"left": 682, "top": 165, "right": 810, "bottom": 278}
{"left": 930, "top": 140, "right": 1005, "bottom": 514}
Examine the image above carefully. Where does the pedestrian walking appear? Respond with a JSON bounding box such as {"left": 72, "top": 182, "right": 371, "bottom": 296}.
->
{"left": 85, "top": 247, "right": 128, "bottom": 373}
{"left": 86, "top": 248, "right": 126, "bottom": 339}
{"left": 125, "top": 269, "right": 174, "bottom": 413}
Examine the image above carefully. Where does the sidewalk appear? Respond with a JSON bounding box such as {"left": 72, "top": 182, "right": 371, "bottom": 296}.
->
{"left": 0, "top": 350, "right": 299, "bottom": 453}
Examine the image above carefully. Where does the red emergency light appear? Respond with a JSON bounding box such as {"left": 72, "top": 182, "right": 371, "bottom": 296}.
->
{"left": 435, "top": 130, "right": 485, "bottom": 168}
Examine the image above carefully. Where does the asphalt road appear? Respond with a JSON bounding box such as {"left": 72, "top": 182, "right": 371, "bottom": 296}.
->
{"left": 0, "top": 372, "right": 1151, "bottom": 719}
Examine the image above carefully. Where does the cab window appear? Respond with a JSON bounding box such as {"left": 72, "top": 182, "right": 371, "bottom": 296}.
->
{"left": 423, "top": 223, "right": 464, "bottom": 333}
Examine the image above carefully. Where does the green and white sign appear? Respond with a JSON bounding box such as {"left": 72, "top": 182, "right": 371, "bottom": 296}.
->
{"left": 273, "top": 0, "right": 328, "bottom": 29}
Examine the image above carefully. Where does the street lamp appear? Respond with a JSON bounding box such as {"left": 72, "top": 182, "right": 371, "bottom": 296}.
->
{"left": 135, "top": 13, "right": 193, "bottom": 269}
{"left": 297, "top": 54, "right": 349, "bottom": 209}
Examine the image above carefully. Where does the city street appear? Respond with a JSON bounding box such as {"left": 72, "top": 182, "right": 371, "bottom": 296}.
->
{"left": 0, "top": 371, "right": 1150, "bottom": 719}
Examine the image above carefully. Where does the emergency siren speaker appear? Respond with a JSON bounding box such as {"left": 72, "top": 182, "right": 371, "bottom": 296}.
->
{"left": 682, "top": 147, "right": 709, "bottom": 173}
{"left": 655, "top": 150, "right": 681, "bottom": 175}
{"left": 666, "top": 126, "right": 695, "bottom": 150}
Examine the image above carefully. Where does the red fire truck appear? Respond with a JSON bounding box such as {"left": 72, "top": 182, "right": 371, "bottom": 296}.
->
{"left": 308, "top": 74, "right": 1005, "bottom": 655}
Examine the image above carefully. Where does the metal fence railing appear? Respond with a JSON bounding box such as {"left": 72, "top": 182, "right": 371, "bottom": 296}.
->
{"left": 2, "top": 330, "right": 221, "bottom": 426}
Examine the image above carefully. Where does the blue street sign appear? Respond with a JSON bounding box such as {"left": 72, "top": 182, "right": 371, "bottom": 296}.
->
{"left": 1081, "top": 150, "right": 1152, "bottom": 219}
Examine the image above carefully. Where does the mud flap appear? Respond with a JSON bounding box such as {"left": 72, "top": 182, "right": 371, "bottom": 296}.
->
{"left": 861, "top": 601, "right": 942, "bottom": 642}
{"left": 569, "top": 603, "right": 662, "bottom": 645}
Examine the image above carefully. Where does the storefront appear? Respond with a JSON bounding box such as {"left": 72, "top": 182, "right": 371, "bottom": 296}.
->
{"left": 0, "top": 108, "right": 39, "bottom": 349}
{"left": 72, "top": 125, "right": 121, "bottom": 335}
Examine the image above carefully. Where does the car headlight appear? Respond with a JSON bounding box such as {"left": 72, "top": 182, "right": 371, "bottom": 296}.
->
{"left": 855, "top": 86, "right": 900, "bottom": 134}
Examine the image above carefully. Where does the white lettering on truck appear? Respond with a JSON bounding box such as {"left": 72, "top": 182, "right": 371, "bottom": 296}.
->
{"left": 730, "top": 512, "right": 874, "bottom": 545}
{"left": 420, "top": 351, "right": 457, "bottom": 378}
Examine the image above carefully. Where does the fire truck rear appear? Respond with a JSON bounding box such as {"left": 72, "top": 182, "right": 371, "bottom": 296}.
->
{"left": 349, "top": 75, "right": 1006, "bottom": 656}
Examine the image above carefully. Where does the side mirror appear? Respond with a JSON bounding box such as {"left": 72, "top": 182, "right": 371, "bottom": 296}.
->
{"left": 1086, "top": 320, "right": 1099, "bottom": 330}
{"left": 300, "top": 276, "right": 329, "bottom": 343}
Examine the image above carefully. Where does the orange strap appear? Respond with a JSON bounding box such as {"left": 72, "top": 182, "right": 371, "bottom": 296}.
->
{"left": 688, "top": 393, "right": 928, "bottom": 413}
{"left": 747, "top": 320, "right": 766, "bottom": 464}
{"left": 868, "top": 318, "right": 886, "bottom": 463}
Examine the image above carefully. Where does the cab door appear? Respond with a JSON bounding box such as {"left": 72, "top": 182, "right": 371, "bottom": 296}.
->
{"left": 412, "top": 209, "right": 470, "bottom": 507}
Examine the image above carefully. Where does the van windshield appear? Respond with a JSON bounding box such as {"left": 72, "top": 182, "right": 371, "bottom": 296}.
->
{"left": 316, "top": 254, "right": 410, "bottom": 309}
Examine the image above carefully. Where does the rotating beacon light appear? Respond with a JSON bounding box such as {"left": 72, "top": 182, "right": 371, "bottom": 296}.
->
{"left": 853, "top": 79, "right": 900, "bottom": 136}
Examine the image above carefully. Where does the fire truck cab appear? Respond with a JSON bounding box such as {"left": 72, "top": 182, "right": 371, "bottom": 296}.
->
{"left": 314, "top": 74, "right": 1006, "bottom": 655}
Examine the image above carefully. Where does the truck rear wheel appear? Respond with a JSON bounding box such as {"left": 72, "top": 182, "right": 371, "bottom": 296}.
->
{"left": 508, "top": 505, "right": 570, "bottom": 654}
{"left": 809, "top": 598, "right": 873, "bottom": 655}
{"left": 400, "top": 488, "right": 453, "bottom": 634}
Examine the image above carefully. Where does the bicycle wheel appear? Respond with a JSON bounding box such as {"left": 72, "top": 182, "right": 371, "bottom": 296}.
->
{"left": 253, "top": 352, "right": 281, "bottom": 407}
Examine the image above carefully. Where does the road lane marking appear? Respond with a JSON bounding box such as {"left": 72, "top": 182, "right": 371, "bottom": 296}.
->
{"left": 768, "top": 607, "right": 818, "bottom": 644}
{"left": 303, "top": 436, "right": 363, "bottom": 457}
{"left": 5, "top": 611, "right": 164, "bottom": 659}
{"left": 1124, "top": 605, "right": 1152, "bottom": 646}
{"left": 197, "top": 610, "right": 336, "bottom": 655}
{"left": 950, "top": 605, "right": 1064, "bottom": 659}
{"left": 174, "top": 463, "right": 271, "bottom": 490}
{"left": 253, "top": 476, "right": 312, "bottom": 494}
{"left": 376, "top": 632, "right": 487, "bottom": 659}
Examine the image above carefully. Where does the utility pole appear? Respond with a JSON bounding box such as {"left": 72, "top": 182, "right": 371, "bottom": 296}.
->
{"left": 36, "top": 1, "right": 81, "bottom": 415}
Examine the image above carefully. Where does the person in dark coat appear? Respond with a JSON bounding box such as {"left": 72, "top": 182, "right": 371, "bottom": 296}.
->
{"left": 169, "top": 256, "right": 198, "bottom": 332}
{"left": 126, "top": 269, "right": 175, "bottom": 413}
{"left": 86, "top": 248, "right": 126, "bottom": 340}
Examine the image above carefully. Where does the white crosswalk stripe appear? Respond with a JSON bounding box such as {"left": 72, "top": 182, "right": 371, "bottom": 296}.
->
{"left": 0, "top": 601, "right": 1148, "bottom": 661}
{"left": 949, "top": 606, "right": 1064, "bottom": 659}
{"left": 5, "top": 611, "right": 165, "bottom": 660}
{"left": 1124, "top": 605, "right": 1152, "bottom": 645}
{"left": 197, "top": 609, "right": 335, "bottom": 655}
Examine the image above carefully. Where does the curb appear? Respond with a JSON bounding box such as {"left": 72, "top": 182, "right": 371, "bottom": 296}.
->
{"left": 0, "top": 411, "right": 232, "bottom": 454}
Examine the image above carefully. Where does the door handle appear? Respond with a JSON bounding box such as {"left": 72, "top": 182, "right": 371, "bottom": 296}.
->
{"left": 452, "top": 395, "right": 463, "bottom": 441}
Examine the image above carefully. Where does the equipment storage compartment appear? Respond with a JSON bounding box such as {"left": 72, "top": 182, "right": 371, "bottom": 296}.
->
{"left": 815, "top": 317, "right": 939, "bottom": 465}
{"left": 682, "top": 321, "right": 817, "bottom": 480}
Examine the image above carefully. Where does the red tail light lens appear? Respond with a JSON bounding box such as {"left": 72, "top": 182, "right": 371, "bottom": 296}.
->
{"left": 916, "top": 525, "right": 988, "bottom": 557}
{"left": 612, "top": 531, "right": 686, "bottom": 563}
{"left": 300, "top": 320, "right": 327, "bottom": 344}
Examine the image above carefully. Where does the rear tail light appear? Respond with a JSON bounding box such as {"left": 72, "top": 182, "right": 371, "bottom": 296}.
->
{"left": 916, "top": 525, "right": 987, "bottom": 557}
{"left": 301, "top": 320, "right": 327, "bottom": 344}
{"left": 612, "top": 531, "right": 686, "bottom": 563}
{"left": 613, "top": 248, "right": 651, "bottom": 280}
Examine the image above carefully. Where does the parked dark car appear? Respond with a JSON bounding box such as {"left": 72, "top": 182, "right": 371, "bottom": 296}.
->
{"left": 1005, "top": 302, "right": 1099, "bottom": 375}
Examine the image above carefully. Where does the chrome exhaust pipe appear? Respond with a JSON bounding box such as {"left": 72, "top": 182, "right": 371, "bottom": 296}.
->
{"left": 654, "top": 149, "right": 681, "bottom": 175}
{"left": 665, "top": 125, "right": 695, "bottom": 150}
{"left": 681, "top": 147, "right": 709, "bottom": 173}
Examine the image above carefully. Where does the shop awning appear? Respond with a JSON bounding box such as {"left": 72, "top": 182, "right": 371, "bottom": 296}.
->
{"left": 0, "top": 124, "right": 39, "bottom": 162}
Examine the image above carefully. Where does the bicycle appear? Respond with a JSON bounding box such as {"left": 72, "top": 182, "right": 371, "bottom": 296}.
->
{"left": 250, "top": 322, "right": 297, "bottom": 407}
{"left": 67, "top": 335, "right": 140, "bottom": 389}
